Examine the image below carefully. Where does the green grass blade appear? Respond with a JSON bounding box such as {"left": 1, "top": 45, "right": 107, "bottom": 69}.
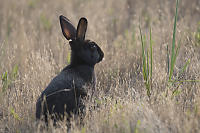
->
{"left": 143, "top": 35, "right": 147, "bottom": 81}
{"left": 11, "top": 64, "right": 18, "bottom": 80}
{"left": 175, "top": 39, "right": 181, "bottom": 58}
{"left": 139, "top": 26, "right": 153, "bottom": 98}
{"left": 67, "top": 52, "right": 71, "bottom": 64}
{"left": 173, "top": 38, "right": 181, "bottom": 68}
{"left": 10, "top": 107, "right": 21, "bottom": 121}
{"left": 146, "top": 48, "right": 149, "bottom": 80}
{"left": 169, "top": 0, "right": 179, "bottom": 81}
{"left": 167, "top": 45, "right": 170, "bottom": 74}
{"left": 178, "top": 59, "right": 190, "bottom": 76}
{"left": 139, "top": 26, "right": 147, "bottom": 81}
{"left": 150, "top": 27, "right": 153, "bottom": 82}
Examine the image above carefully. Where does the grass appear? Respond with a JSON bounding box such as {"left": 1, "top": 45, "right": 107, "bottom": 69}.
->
{"left": 1, "top": 64, "right": 18, "bottom": 92}
{"left": 40, "top": 14, "right": 52, "bottom": 32}
{"left": 139, "top": 0, "right": 199, "bottom": 98}
{"left": 195, "top": 21, "right": 200, "bottom": 46}
{"left": 0, "top": 0, "right": 200, "bottom": 132}
{"left": 168, "top": 0, "right": 179, "bottom": 82}
{"left": 139, "top": 27, "right": 153, "bottom": 98}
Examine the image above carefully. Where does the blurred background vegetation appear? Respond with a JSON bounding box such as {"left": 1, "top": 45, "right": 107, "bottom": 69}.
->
{"left": 0, "top": 0, "right": 200, "bottom": 132}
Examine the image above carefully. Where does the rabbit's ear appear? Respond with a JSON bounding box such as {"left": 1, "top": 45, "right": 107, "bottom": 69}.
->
{"left": 60, "top": 15, "right": 76, "bottom": 40}
{"left": 76, "top": 17, "right": 87, "bottom": 41}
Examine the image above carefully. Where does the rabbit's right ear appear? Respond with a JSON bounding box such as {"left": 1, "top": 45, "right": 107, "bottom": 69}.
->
{"left": 76, "top": 17, "right": 88, "bottom": 41}
{"left": 60, "top": 15, "right": 76, "bottom": 40}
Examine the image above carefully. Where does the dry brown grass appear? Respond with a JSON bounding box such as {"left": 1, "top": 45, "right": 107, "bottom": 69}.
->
{"left": 0, "top": 0, "right": 200, "bottom": 132}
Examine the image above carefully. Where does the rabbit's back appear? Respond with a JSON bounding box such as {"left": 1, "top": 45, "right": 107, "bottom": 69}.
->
{"left": 43, "top": 65, "right": 95, "bottom": 95}
{"left": 42, "top": 68, "right": 85, "bottom": 96}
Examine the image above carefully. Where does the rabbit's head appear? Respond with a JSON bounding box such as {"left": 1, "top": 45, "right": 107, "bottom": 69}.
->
{"left": 60, "top": 15, "right": 104, "bottom": 67}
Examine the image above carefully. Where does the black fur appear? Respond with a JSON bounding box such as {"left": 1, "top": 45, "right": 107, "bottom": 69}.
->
{"left": 36, "top": 15, "right": 104, "bottom": 124}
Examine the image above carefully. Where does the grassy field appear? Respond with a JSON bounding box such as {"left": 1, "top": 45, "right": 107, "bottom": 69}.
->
{"left": 0, "top": 0, "right": 200, "bottom": 132}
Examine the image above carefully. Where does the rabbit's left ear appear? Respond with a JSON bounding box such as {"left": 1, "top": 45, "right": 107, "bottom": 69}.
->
{"left": 76, "top": 17, "right": 88, "bottom": 41}
{"left": 60, "top": 15, "right": 76, "bottom": 40}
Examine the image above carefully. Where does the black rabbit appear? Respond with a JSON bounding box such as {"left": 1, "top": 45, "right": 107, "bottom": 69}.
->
{"left": 36, "top": 15, "right": 104, "bottom": 124}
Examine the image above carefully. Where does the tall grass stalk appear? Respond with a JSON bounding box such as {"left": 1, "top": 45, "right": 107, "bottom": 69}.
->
{"left": 167, "top": 0, "right": 199, "bottom": 82}
{"left": 139, "top": 27, "right": 153, "bottom": 98}
{"left": 150, "top": 28, "right": 153, "bottom": 89}
{"left": 168, "top": 0, "right": 179, "bottom": 82}
{"left": 166, "top": 0, "right": 200, "bottom": 94}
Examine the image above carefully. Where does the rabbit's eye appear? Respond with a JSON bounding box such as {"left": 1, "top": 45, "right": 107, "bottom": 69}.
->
{"left": 90, "top": 44, "right": 95, "bottom": 48}
{"left": 89, "top": 44, "right": 96, "bottom": 51}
